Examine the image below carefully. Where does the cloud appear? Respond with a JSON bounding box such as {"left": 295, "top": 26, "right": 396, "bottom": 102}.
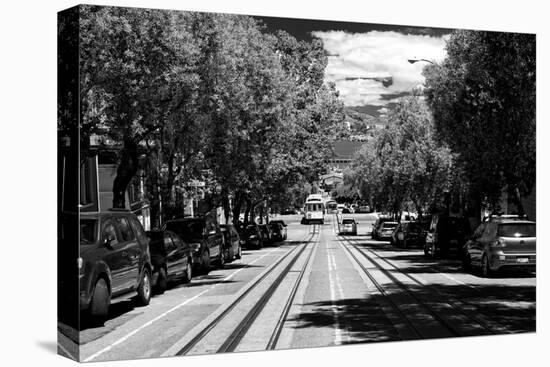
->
{"left": 313, "top": 30, "right": 447, "bottom": 108}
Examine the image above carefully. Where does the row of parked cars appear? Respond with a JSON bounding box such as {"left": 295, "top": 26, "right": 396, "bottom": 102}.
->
{"left": 78, "top": 209, "right": 288, "bottom": 323}
{"left": 370, "top": 214, "right": 536, "bottom": 277}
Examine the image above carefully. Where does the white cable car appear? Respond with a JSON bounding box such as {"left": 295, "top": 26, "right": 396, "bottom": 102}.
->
{"left": 302, "top": 194, "right": 325, "bottom": 224}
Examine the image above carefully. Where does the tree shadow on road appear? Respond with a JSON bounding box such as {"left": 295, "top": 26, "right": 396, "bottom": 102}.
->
{"left": 288, "top": 281, "right": 535, "bottom": 344}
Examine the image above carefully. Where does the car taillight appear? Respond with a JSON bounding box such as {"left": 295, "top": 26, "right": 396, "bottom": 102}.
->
{"left": 77, "top": 257, "right": 83, "bottom": 270}
{"left": 490, "top": 239, "right": 506, "bottom": 248}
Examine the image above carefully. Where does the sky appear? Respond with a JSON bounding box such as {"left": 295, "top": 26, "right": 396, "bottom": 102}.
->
{"left": 254, "top": 15, "right": 453, "bottom": 117}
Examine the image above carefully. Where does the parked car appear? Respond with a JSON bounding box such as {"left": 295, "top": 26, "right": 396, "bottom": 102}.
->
{"left": 281, "top": 208, "right": 298, "bottom": 215}
{"left": 355, "top": 205, "right": 370, "bottom": 213}
{"left": 269, "top": 220, "right": 288, "bottom": 240}
{"left": 339, "top": 218, "right": 357, "bottom": 235}
{"left": 79, "top": 210, "right": 152, "bottom": 322}
{"left": 259, "top": 224, "right": 274, "bottom": 245}
{"left": 374, "top": 221, "right": 399, "bottom": 241}
{"left": 238, "top": 223, "right": 263, "bottom": 249}
{"left": 390, "top": 221, "right": 428, "bottom": 248}
{"left": 424, "top": 215, "right": 471, "bottom": 257}
{"left": 220, "top": 224, "right": 242, "bottom": 262}
{"left": 462, "top": 219, "right": 536, "bottom": 277}
{"left": 163, "top": 216, "right": 225, "bottom": 274}
{"left": 145, "top": 230, "right": 193, "bottom": 293}
{"left": 371, "top": 217, "right": 393, "bottom": 240}
{"left": 268, "top": 222, "right": 285, "bottom": 242}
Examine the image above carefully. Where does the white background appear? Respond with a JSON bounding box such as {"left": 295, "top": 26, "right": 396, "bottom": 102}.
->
{"left": 0, "top": 0, "right": 547, "bottom": 366}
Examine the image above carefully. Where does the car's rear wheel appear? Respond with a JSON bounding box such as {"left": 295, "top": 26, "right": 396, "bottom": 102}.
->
{"left": 462, "top": 253, "right": 472, "bottom": 272}
{"left": 182, "top": 260, "right": 192, "bottom": 283}
{"left": 481, "top": 254, "right": 492, "bottom": 277}
{"left": 202, "top": 249, "right": 211, "bottom": 274}
{"left": 155, "top": 267, "right": 167, "bottom": 294}
{"left": 136, "top": 269, "right": 152, "bottom": 306}
{"left": 89, "top": 278, "right": 110, "bottom": 323}
{"left": 217, "top": 247, "right": 225, "bottom": 268}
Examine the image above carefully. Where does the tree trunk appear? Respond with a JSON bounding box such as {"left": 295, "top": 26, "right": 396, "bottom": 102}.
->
{"left": 112, "top": 139, "right": 138, "bottom": 209}
{"left": 514, "top": 186, "right": 525, "bottom": 217}
{"left": 221, "top": 189, "right": 231, "bottom": 224}
{"left": 259, "top": 206, "right": 264, "bottom": 224}
{"left": 250, "top": 203, "right": 257, "bottom": 223}
{"left": 232, "top": 191, "right": 243, "bottom": 226}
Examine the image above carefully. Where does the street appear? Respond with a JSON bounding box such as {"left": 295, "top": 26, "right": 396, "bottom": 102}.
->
{"left": 58, "top": 214, "right": 535, "bottom": 362}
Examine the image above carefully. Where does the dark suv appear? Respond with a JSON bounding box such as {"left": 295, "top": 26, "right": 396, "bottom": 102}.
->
{"left": 424, "top": 215, "right": 471, "bottom": 257}
{"left": 146, "top": 230, "right": 194, "bottom": 293}
{"left": 238, "top": 223, "right": 263, "bottom": 249}
{"left": 220, "top": 224, "right": 242, "bottom": 262}
{"left": 163, "top": 216, "right": 224, "bottom": 274}
{"left": 79, "top": 210, "right": 152, "bottom": 322}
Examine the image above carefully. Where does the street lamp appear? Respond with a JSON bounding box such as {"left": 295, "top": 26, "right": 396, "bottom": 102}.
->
{"left": 408, "top": 58, "right": 434, "bottom": 65}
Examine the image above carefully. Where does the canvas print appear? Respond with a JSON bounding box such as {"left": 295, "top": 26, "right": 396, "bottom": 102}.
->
{"left": 57, "top": 4, "right": 536, "bottom": 362}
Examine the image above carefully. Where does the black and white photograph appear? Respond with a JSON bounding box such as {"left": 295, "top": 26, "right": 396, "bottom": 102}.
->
{"left": 2, "top": 1, "right": 547, "bottom": 367}
{"left": 56, "top": 2, "right": 538, "bottom": 363}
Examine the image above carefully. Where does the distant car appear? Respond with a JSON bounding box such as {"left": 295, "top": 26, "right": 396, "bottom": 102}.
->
{"left": 375, "top": 221, "right": 398, "bottom": 241}
{"left": 238, "top": 223, "right": 263, "bottom": 249}
{"left": 462, "top": 219, "right": 536, "bottom": 277}
{"left": 145, "top": 230, "right": 193, "bottom": 293}
{"left": 163, "top": 216, "right": 225, "bottom": 274}
{"left": 355, "top": 205, "right": 370, "bottom": 213}
{"left": 268, "top": 222, "right": 285, "bottom": 242}
{"left": 390, "top": 221, "right": 428, "bottom": 248}
{"left": 79, "top": 210, "right": 152, "bottom": 322}
{"left": 371, "top": 217, "right": 393, "bottom": 240}
{"left": 281, "top": 208, "right": 298, "bottom": 215}
{"left": 220, "top": 224, "right": 242, "bottom": 262}
{"left": 342, "top": 208, "right": 351, "bottom": 214}
{"left": 339, "top": 218, "right": 357, "bottom": 235}
{"left": 424, "top": 215, "right": 471, "bottom": 258}
{"left": 269, "top": 220, "right": 288, "bottom": 240}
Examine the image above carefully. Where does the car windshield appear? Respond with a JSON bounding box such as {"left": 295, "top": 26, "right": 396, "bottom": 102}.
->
{"left": 246, "top": 225, "right": 257, "bottom": 235}
{"left": 165, "top": 220, "right": 204, "bottom": 239}
{"left": 407, "top": 223, "right": 423, "bottom": 232}
{"left": 80, "top": 219, "right": 98, "bottom": 245}
{"left": 383, "top": 222, "right": 397, "bottom": 229}
{"left": 342, "top": 219, "right": 355, "bottom": 224}
{"left": 439, "top": 218, "right": 469, "bottom": 234}
{"left": 497, "top": 223, "right": 536, "bottom": 237}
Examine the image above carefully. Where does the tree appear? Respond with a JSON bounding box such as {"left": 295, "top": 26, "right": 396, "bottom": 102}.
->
{"left": 347, "top": 96, "right": 455, "bottom": 219}
{"left": 79, "top": 6, "right": 201, "bottom": 208}
{"left": 423, "top": 30, "right": 535, "bottom": 215}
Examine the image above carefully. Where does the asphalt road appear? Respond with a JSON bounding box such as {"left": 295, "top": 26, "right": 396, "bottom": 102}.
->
{"left": 58, "top": 213, "right": 535, "bottom": 362}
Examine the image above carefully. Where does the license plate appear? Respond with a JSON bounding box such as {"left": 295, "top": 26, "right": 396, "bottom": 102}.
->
{"left": 517, "top": 257, "right": 529, "bottom": 263}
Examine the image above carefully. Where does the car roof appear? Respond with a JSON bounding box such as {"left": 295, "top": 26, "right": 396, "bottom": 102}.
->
{"left": 165, "top": 217, "right": 204, "bottom": 223}
{"left": 80, "top": 211, "right": 133, "bottom": 218}
{"left": 495, "top": 220, "right": 535, "bottom": 225}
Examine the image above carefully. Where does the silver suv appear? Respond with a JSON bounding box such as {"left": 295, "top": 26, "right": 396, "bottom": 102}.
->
{"left": 462, "top": 219, "right": 536, "bottom": 277}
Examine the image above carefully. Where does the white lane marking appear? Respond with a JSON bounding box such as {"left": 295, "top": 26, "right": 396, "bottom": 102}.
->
{"left": 330, "top": 247, "right": 351, "bottom": 344}
{"left": 84, "top": 247, "right": 282, "bottom": 362}
{"left": 327, "top": 243, "right": 343, "bottom": 345}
